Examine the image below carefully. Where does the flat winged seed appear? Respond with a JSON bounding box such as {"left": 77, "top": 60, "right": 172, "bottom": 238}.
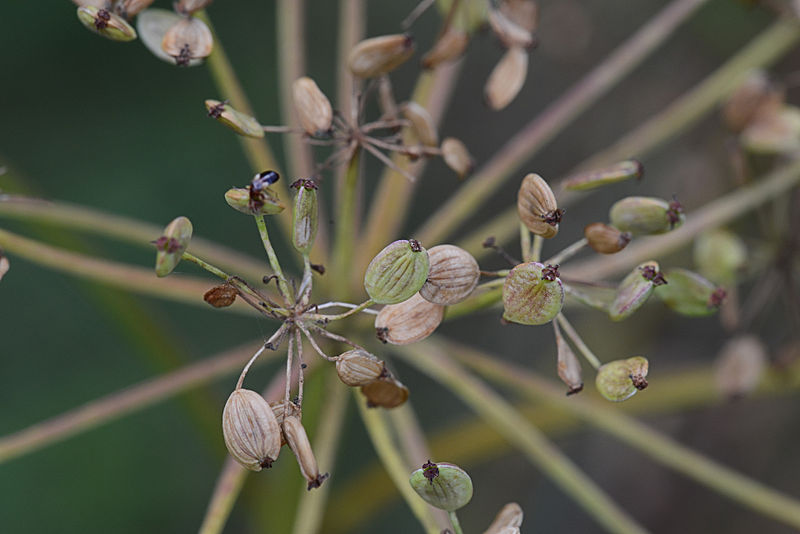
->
{"left": 596, "top": 356, "right": 649, "bottom": 402}
{"left": 409, "top": 461, "right": 473, "bottom": 511}
{"left": 714, "top": 335, "right": 767, "bottom": 397}
{"left": 584, "top": 223, "right": 631, "bottom": 254}
{"left": 502, "top": 262, "right": 564, "bottom": 325}
{"left": 269, "top": 400, "right": 301, "bottom": 447}
{"left": 292, "top": 77, "right": 333, "bottom": 136}
{"left": 283, "top": 415, "right": 328, "bottom": 490}
{"left": 375, "top": 293, "right": 445, "bottom": 345}
{"left": 656, "top": 268, "right": 723, "bottom": 317}
{"left": 138, "top": 9, "right": 203, "bottom": 66}
{"left": 336, "top": 349, "right": 385, "bottom": 387}
{"left": 422, "top": 27, "right": 469, "bottom": 69}
{"left": 563, "top": 160, "right": 643, "bottom": 191}
{"left": 609, "top": 196, "right": 685, "bottom": 235}
{"left": 361, "top": 375, "right": 409, "bottom": 408}
{"left": 441, "top": 137, "right": 475, "bottom": 179}
{"left": 488, "top": 8, "right": 534, "bottom": 48}
{"left": 77, "top": 6, "right": 138, "bottom": 41}
{"left": 204, "top": 99, "right": 264, "bottom": 138}
{"left": 420, "top": 245, "right": 480, "bottom": 305}
{"left": 222, "top": 389, "right": 281, "bottom": 471}
{"left": 402, "top": 102, "right": 439, "bottom": 147}
{"left": 161, "top": 16, "right": 213, "bottom": 65}
{"left": 484, "top": 502, "right": 524, "bottom": 534}
{"left": 154, "top": 216, "right": 192, "bottom": 277}
{"left": 348, "top": 34, "right": 415, "bottom": 78}
{"left": 485, "top": 46, "right": 528, "bottom": 110}
{"left": 517, "top": 173, "right": 559, "bottom": 238}
{"left": 693, "top": 229, "right": 746, "bottom": 285}
{"left": 608, "top": 261, "right": 663, "bottom": 321}
{"left": 364, "top": 240, "right": 430, "bottom": 305}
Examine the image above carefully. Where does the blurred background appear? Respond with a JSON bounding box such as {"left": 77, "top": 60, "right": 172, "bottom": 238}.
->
{"left": 1, "top": 0, "right": 800, "bottom": 532}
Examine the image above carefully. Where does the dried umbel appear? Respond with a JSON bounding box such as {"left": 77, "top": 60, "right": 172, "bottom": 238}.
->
{"left": 154, "top": 216, "right": 192, "bottom": 277}
{"left": 584, "top": 223, "right": 631, "bottom": 255}
{"left": 488, "top": 7, "right": 534, "bottom": 48}
{"left": 563, "top": 160, "right": 643, "bottom": 191}
{"left": 502, "top": 262, "right": 564, "bottom": 325}
{"left": 483, "top": 502, "right": 524, "bottom": 534}
{"left": 364, "top": 240, "right": 430, "bottom": 305}
{"left": 409, "top": 461, "right": 473, "bottom": 511}
{"left": 205, "top": 99, "right": 265, "bottom": 138}
{"left": 517, "top": 173, "right": 560, "bottom": 239}
{"left": 402, "top": 102, "right": 439, "bottom": 147}
{"left": 485, "top": 46, "right": 528, "bottom": 110}
{"left": 335, "top": 349, "right": 385, "bottom": 387}
{"left": 656, "top": 268, "right": 724, "bottom": 317}
{"left": 420, "top": 245, "right": 480, "bottom": 305}
{"left": 222, "top": 389, "right": 281, "bottom": 471}
{"left": 361, "top": 374, "right": 409, "bottom": 408}
{"left": 421, "top": 27, "right": 469, "bottom": 69}
{"left": 608, "top": 261, "right": 665, "bottom": 321}
{"left": 348, "top": 34, "right": 415, "bottom": 78}
{"left": 283, "top": 416, "right": 328, "bottom": 489}
{"left": 375, "top": 293, "right": 445, "bottom": 345}
{"left": 77, "top": 6, "right": 138, "bottom": 41}
{"left": 595, "top": 356, "right": 649, "bottom": 402}
{"left": 115, "top": 0, "right": 155, "bottom": 18}
{"left": 693, "top": 229, "right": 746, "bottom": 285}
{"left": 554, "top": 321, "right": 583, "bottom": 395}
{"left": 609, "top": 196, "right": 685, "bottom": 235}
{"left": 714, "top": 336, "right": 767, "bottom": 398}
{"left": 290, "top": 179, "right": 318, "bottom": 255}
{"left": 722, "top": 70, "right": 783, "bottom": 133}
{"left": 291, "top": 77, "right": 333, "bottom": 137}
{"left": 441, "top": 137, "right": 474, "bottom": 179}
{"left": 161, "top": 16, "right": 213, "bottom": 66}
{"left": 203, "top": 284, "right": 237, "bottom": 308}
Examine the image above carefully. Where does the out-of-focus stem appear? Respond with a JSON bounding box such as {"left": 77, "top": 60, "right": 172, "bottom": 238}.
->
{"left": 519, "top": 222, "right": 531, "bottom": 261}
{"left": 546, "top": 238, "right": 587, "bottom": 266}
{"left": 556, "top": 313, "right": 602, "bottom": 370}
{"left": 448, "top": 511, "right": 464, "bottom": 534}
{"left": 331, "top": 149, "right": 362, "bottom": 296}
{"left": 416, "top": 0, "right": 709, "bottom": 246}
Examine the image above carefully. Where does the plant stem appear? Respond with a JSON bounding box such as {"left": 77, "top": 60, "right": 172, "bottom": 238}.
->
{"left": 546, "top": 238, "right": 587, "bottom": 266}
{"left": 415, "top": 0, "right": 708, "bottom": 246}
{"left": 563, "top": 284, "right": 611, "bottom": 313}
{"left": 255, "top": 215, "right": 294, "bottom": 303}
{"left": 448, "top": 511, "right": 464, "bottom": 534}
{"left": 354, "top": 391, "right": 442, "bottom": 534}
{"left": 318, "top": 299, "right": 375, "bottom": 321}
{"left": 331, "top": 148, "right": 362, "bottom": 295}
{"left": 556, "top": 314, "right": 602, "bottom": 370}
{"left": 530, "top": 234, "right": 543, "bottom": 263}
{"left": 519, "top": 222, "right": 531, "bottom": 261}
{"left": 448, "top": 339, "right": 800, "bottom": 531}
{"left": 393, "top": 341, "right": 648, "bottom": 534}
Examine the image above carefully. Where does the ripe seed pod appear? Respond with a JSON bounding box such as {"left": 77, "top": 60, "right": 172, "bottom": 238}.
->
{"left": 655, "top": 268, "right": 724, "bottom": 317}
{"left": 596, "top": 356, "right": 649, "bottom": 402}
{"left": 402, "top": 102, "right": 439, "bottom": 147}
{"left": 175, "top": 0, "right": 214, "bottom": 15}
{"left": 722, "top": 70, "right": 783, "bottom": 133}
{"left": 361, "top": 374, "right": 410, "bottom": 408}
{"left": 693, "top": 229, "right": 746, "bottom": 285}
{"left": 554, "top": 321, "right": 583, "bottom": 395}
{"left": 137, "top": 9, "right": 203, "bottom": 66}
{"left": 484, "top": 502, "right": 524, "bottom": 534}
{"left": 291, "top": 77, "right": 333, "bottom": 137}
{"left": 488, "top": 8, "right": 534, "bottom": 48}
{"left": 502, "top": 262, "right": 564, "bottom": 325}
{"left": 203, "top": 284, "right": 237, "bottom": 308}
{"left": 714, "top": 335, "right": 767, "bottom": 398}
{"left": 421, "top": 27, "right": 469, "bottom": 69}
{"left": 222, "top": 389, "right": 281, "bottom": 471}
{"left": 283, "top": 415, "right": 328, "bottom": 489}
{"left": 161, "top": 16, "right": 213, "bottom": 66}
{"left": 204, "top": 99, "right": 264, "bottom": 138}
{"left": 584, "top": 223, "right": 631, "bottom": 254}
{"left": 609, "top": 196, "right": 685, "bottom": 235}
{"left": 375, "top": 293, "right": 445, "bottom": 345}
{"left": 608, "top": 261, "right": 665, "bottom": 321}
{"left": 154, "top": 216, "right": 192, "bottom": 277}
{"left": 336, "top": 349, "right": 385, "bottom": 387}
{"left": 740, "top": 105, "right": 800, "bottom": 155}
{"left": 409, "top": 461, "right": 473, "bottom": 512}
{"left": 420, "top": 244, "right": 480, "bottom": 305}
{"left": 485, "top": 46, "right": 528, "bottom": 110}
{"left": 441, "top": 137, "right": 475, "bottom": 179}
{"left": 290, "top": 179, "right": 318, "bottom": 255}
{"left": 517, "top": 173, "right": 560, "bottom": 239}
{"left": 364, "top": 240, "right": 430, "bottom": 305}
{"left": 269, "top": 400, "right": 301, "bottom": 447}
{"left": 348, "top": 34, "right": 415, "bottom": 78}
{"left": 77, "top": 7, "right": 138, "bottom": 41}
{"left": 115, "top": 0, "right": 155, "bottom": 18}
{"left": 563, "top": 160, "right": 643, "bottom": 191}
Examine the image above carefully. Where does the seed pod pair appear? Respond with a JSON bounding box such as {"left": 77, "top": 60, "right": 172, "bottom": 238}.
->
{"left": 441, "top": 138, "right": 475, "bottom": 179}
{"left": 714, "top": 336, "right": 766, "bottom": 398}
{"left": 375, "top": 293, "right": 445, "bottom": 345}
{"left": 290, "top": 179, "right": 318, "bottom": 255}
{"left": 222, "top": 389, "right": 281, "bottom": 471}
{"left": 409, "top": 461, "right": 473, "bottom": 511}
{"left": 291, "top": 77, "right": 333, "bottom": 137}
{"left": 563, "top": 160, "right": 643, "bottom": 191}
{"left": 420, "top": 245, "right": 480, "bottom": 306}
{"left": 336, "top": 349, "right": 385, "bottom": 387}
{"left": 596, "top": 356, "right": 649, "bottom": 402}
{"left": 502, "top": 262, "right": 564, "bottom": 325}
{"left": 485, "top": 47, "right": 528, "bottom": 110}
{"left": 608, "top": 261, "right": 665, "bottom": 321}
{"left": 161, "top": 16, "right": 213, "bottom": 66}
{"left": 154, "top": 216, "right": 192, "bottom": 277}
{"left": 364, "top": 240, "right": 430, "bottom": 305}
{"left": 283, "top": 415, "right": 328, "bottom": 490}
{"left": 655, "top": 268, "right": 724, "bottom": 317}
{"left": 517, "top": 173, "right": 561, "bottom": 238}
{"left": 484, "top": 502, "right": 524, "bottom": 534}
{"left": 205, "top": 99, "right": 264, "bottom": 138}
{"left": 584, "top": 223, "right": 631, "bottom": 255}
{"left": 609, "top": 196, "right": 685, "bottom": 235}
{"left": 77, "top": 6, "right": 138, "bottom": 41}
{"left": 348, "top": 34, "right": 415, "bottom": 78}
{"left": 421, "top": 28, "right": 469, "bottom": 69}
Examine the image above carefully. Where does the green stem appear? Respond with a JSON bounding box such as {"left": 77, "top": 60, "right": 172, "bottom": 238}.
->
{"left": 415, "top": 0, "right": 708, "bottom": 246}
{"left": 255, "top": 215, "right": 294, "bottom": 303}
{"left": 555, "top": 314, "right": 602, "bottom": 370}
{"left": 448, "top": 339, "right": 800, "bottom": 531}
{"left": 546, "top": 238, "right": 587, "bottom": 266}
{"left": 563, "top": 284, "right": 611, "bottom": 313}
{"left": 354, "top": 390, "right": 441, "bottom": 534}
{"left": 331, "top": 148, "right": 362, "bottom": 295}
{"left": 448, "top": 511, "right": 464, "bottom": 534}
{"left": 530, "top": 234, "right": 543, "bottom": 263}
{"left": 393, "top": 341, "right": 648, "bottom": 534}
{"left": 519, "top": 222, "right": 531, "bottom": 262}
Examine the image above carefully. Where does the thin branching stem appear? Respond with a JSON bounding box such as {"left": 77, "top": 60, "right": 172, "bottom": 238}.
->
{"left": 236, "top": 325, "right": 289, "bottom": 389}
{"left": 297, "top": 323, "right": 337, "bottom": 362}
{"left": 255, "top": 215, "right": 294, "bottom": 303}
{"left": 555, "top": 314, "right": 602, "bottom": 370}
{"left": 545, "top": 238, "right": 588, "bottom": 266}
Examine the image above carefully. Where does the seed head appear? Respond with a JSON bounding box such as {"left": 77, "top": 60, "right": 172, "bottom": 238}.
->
{"left": 609, "top": 196, "right": 685, "bottom": 235}
{"left": 364, "top": 240, "right": 430, "bottom": 305}
{"left": 335, "top": 349, "right": 386, "bottom": 387}
{"left": 77, "top": 6, "right": 137, "bottom": 41}
{"left": 554, "top": 321, "right": 583, "bottom": 396}
{"left": 596, "top": 357, "right": 649, "bottom": 402}
{"left": 502, "top": 262, "right": 564, "bottom": 325}
{"left": 154, "top": 216, "right": 192, "bottom": 277}
{"left": 222, "top": 389, "right": 282, "bottom": 471}
{"left": 115, "top": 0, "right": 156, "bottom": 18}
{"left": 283, "top": 415, "right": 328, "bottom": 490}
{"left": 608, "top": 261, "right": 663, "bottom": 321}
{"left": 584, "top": 223, "right": 632, "bottom": 254}
{"left": 409, "top": 461, "right": 473, "bottom": 511}
{"left": 161, "top": 16, "right": 213, "bottom": 65}
{"left": 175, "top": 0, "right": 214, "bottom": 15}
{"left": 292, "top": 77, "right": 333, "bottom": 137}
{"left": 517, "top": 173, "right": 559, "bottom": 238}
{"left": 348, "top": 34, "right": 415, "bottom": 78}
{"left": 374, "top": 293, "right": 444, "bottom": 345}
{"left": 420, "top": 244, "right": 480, "bottom": 306}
